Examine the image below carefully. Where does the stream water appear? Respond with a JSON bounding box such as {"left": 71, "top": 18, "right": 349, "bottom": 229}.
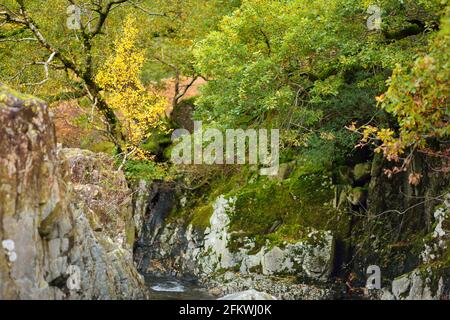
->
{"left": 144, "top": 275, "right": 214, "bottom": 300}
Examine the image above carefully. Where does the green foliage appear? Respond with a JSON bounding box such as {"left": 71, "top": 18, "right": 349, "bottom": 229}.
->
{"left": 229, "top": 168, "right": 337, "bottom": 244}
{"left": 121, "top": 159, "right": 168, "bottom": 183}
{"left": 140, "top": 0, "right": 240, "bottom": 84}
{"left": 377, "top": 7, "right": 449, "bottom": 157}
{"left": 194, "top": 0, "right": 446, "bottom": 165}
{"left": 172, "top": 163, "right": 343, "bottom": 250}
{"left": 0, "top": 0, "right": 122, "bottom": 93}
{"left": 141, "top": 130, "right": 172, "bottom": 156}
{"left": 190, "top": 204, "right": 214, "bottom": 230}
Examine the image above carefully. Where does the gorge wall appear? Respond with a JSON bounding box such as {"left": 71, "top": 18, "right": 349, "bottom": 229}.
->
{"left": 134, "top": 155, "right": 450, "bottom": 300}
{"left": 0, "top": 84, "right": 148, "bottom": 299}
{"left": 134, "top": 185, "right": 337, "bottom": 299}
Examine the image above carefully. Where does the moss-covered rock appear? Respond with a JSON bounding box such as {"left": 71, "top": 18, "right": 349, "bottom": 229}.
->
{"left": 347, "top": 186, "right": 368, "bottom": 206}
{"left": 353, "top": 162, "right": 371, "bottom": 185}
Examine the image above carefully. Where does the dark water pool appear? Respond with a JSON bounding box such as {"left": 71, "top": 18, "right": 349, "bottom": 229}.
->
{"left": 144, "top": 275, "right": 214, "bottom": 300}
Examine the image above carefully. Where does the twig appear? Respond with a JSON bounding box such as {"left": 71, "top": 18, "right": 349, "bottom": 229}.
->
{"left": 0, "top": 37, "right": 37, "bottom": 43}
{"left": 129, "top": 0, "right": 168, "bottom": 17}
{"left": 118, "top": 147, "right": 137, "bottom": 172}
{"left": 22, "top": 51, "right": 57, "bottom": 86}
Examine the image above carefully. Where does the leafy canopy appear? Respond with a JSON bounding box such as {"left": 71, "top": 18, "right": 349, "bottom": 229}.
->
{"left": 194, "top": 0, "right": 447, "bottom": 168}
{"left": 96, "top": 16, "right": 167, "bottom": 156}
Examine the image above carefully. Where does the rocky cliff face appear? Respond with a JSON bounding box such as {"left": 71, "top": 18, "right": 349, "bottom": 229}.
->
{"left": 380, "top": 197, "right": 450, "bottom": 300}
{"left": 134, "top": 155, "right": 449, "bottom": 300}
{"left": 350, "top": 154, "right": 450, "bottom": 300}
{"left": 134, "top": 183, "right": 337, "bottom": 299}
{"left": 0, "top": 84, "right": 148, "bottom": 299}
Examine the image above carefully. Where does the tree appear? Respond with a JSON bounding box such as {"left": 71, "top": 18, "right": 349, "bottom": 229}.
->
{"left": 193, "top": 0, "right": 446, "bottom": 167}
{"left": 140, "top": 0, "right": 240, "bottom": 109}
{"left": 353, "top": 6, "right": 449, "bottom": 179}
{"left": 0, "top": 0, "right": 238, "bottom": 147}
{"left": 96, "top": 15, "right": 166, "bottom": 156}
{"left": 0, "top": 0, "right": 168, "bottom": 147}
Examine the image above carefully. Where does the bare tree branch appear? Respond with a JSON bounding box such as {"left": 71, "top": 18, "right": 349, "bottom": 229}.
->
{"left": 176, "top": 75, "right": 198, "bottom": 102}
{"left": 129, "top": 0, "right": 168, "bottom": 17}
{"left": 22, "top": 52, "right": 57, "bottom": 86}
{"left": 0, "top": 37, "right": 37, "bottom": 43}
{"left": 15, "top": 0, "right": 82, "bottom": 78}
{"left": 0, "top": 3, "right": 27, "bottom": 25}
{"left": 153, "top": 55, "right": 199, "bottom": 107}
{"left": 89, "top": 0, "right": 130, "bottom": 37}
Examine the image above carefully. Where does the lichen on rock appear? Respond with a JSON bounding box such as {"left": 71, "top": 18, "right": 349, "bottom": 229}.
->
{"left": 0, "top": 84, "right": 148, "bottom": 300}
